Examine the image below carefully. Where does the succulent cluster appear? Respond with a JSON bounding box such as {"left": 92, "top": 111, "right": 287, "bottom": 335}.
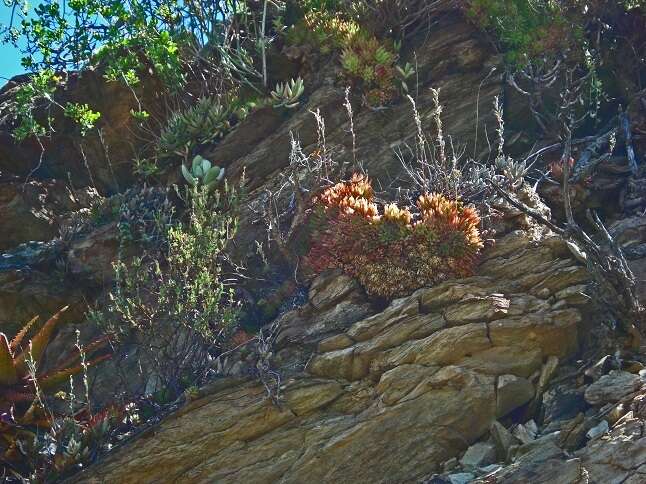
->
{"left": 158, "top": 97, "right": 243, "bottom": 157}
{"left": 285, "top": 11, "right": 360, "bottom": 54}
{"left": 307, "top": 174, "right": 484, "bottom": 298}
{"left": 181, "top": 155, "right": 226, "bottom": 190}
{"left": 0, "top": 307, "right": 109, "bottom": 470}
{"left": 495, "top": 155, "right": 529, "bottom": 190}
{"left": 285, "top": 9, "right": 411, "bottom": 105}
{"left": 340, "top": 34, "right": 398, "bottom": 105}
{"left": 270, "top": 77, "right": 305, "bottom": 109}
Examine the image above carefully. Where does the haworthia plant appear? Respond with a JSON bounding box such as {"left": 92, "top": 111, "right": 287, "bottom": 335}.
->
{"left": 270, "top": 77, "right": 305, "bottom": 109}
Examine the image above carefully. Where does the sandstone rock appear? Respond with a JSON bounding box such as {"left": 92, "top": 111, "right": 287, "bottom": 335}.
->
{"left": 537, "top": 356, "right": 560, "bottom": 395}
{"left": 418, "top": 278, "right": 492, "bottom": 311}
{"left": 584, "top": 370, "right": 643, "bottom": 406}
{"left": 461, "top": 346, "right": 543, "bottom": 379}
{"left": 497, "top": 375, "right": 535, "bottom": 418}
{"left": 66, "top": 222, "right": 120, "bottom": 284}
{"left": 488, "top": 309, "right": 580, "bottom": 359}
{"left": 557, "top": 413, "right": 587, "bottom": 451}
{"left": 443, "top": 295, "right": 510, "bottom": 325}
{"left": 317, "top": 333, "right": 354, "bottom": 352}
{"left": 0, "top": 177, "right": 98, "bottom": 251}
{"left": 0, "top": 267, "right": 85, "bottom": 336}
{"left": 553, "top": 285, "right": 591, "bottom": 306}
{"left": 0, "top": 69, "right": 161, "bottom": 193}
{"left": 307, "top": 270, "right": 360, "bottom": 310}
{"left": 72, "top": 208, "right": 589, "bottom": 483}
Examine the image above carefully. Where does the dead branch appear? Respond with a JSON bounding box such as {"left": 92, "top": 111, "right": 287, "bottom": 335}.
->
{"left": 490, "top": 135, "right": 643, "bottom": 334}
{"left": 621, "top": 109, "right": 640, "bottom": 174}
{"left": 262, "top": 111, "right": 345, "bottom": 279}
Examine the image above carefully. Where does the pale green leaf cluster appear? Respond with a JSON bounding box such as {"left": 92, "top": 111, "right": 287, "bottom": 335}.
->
{"left": 181, "top": 155, "right": 226, "bottom": 189}
{"left": 270, "top": 77, "right": 305, "bottom": 109}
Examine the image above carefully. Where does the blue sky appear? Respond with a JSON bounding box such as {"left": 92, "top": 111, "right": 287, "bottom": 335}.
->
{"left": 0, "top": 2, "right": 27, "bottom": 81}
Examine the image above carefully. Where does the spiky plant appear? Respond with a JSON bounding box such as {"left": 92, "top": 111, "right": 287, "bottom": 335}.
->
{"left": 181, "top": 155, "right": 225, "bottom": 189}
{"left": 270, "top": 77, "right": 305, "bottom": 109}
{"left": 495, "top": 156, "right": 529, "bottom": 190}
{"left": 158, "top": 97, "right": 236, "bottom": 157}
{"left": 0, "top": 307, "right": 109, "bottom": 463}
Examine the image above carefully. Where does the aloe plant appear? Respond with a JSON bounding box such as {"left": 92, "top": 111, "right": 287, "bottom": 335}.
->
{"left": 270, "top": 77, "right": 305, "bottom": 109}
{"left": 0, "top": 306, "right": 109, "bottom": 418}
{"left": 181, "top": 155, "right": 226, "bottom": 189}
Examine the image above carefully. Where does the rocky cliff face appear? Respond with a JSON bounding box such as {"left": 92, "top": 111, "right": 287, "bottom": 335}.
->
{"left": 74, "top": 218, "right": 593, "bottom": 482}
{"left": 0, "top": 1, "right": 502, "bottom": 336}
{"left": 1, "top": 2, "right": 645, "bottom": 483}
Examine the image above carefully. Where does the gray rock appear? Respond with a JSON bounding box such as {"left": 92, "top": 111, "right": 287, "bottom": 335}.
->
{"left": 542, "top": 383, "right": 587, "bottom": 425}
{"left": 477, "top": 464, "right": 502, "bottom": 476}
{"left": 584, "top": 370, "right": 642, "bottom": 406}
{"left": 586, "top": 420, "right": 609, "bottom": 441}
{"left": 490, "top": 421, "right": 518, "bottom": 460}
{"left": 512, "top": 420, "right": 538, "bottom": 444}
{"left": 584, "top": 355, "right": 621, "bottom": 382}
{"left": 448, "top": 472, "right": 475, "bottom": 484}
{"left": 460, "top": 442, "right": 496, "bottom": 470}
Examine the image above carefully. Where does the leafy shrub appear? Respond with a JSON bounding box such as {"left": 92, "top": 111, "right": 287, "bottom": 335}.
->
{"left": 63, "top": 103, "right": 102, "bottom": 136}
{"left": 94, "top": 181, "right": 242, "bottom": 397}
{"left": 307, "top": 174, "right": 483, "bottom": 298}
{"left": 463, "top": 0, "right": 573, "bottom": 65}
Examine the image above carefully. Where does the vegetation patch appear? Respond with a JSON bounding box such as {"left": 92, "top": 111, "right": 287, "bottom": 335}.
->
{"left": 307, "top": 174, "right": 483, "bottom": 298}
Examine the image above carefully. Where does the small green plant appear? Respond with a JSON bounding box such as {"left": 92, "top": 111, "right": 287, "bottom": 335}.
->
{"left": 285, "top": 10, "right": 360, "bottom": 54}
{"left": 11, "top": 69, "right": 61, "bottom": 141}
{"left": 339, "top": 33, "right": 398, "bottom": 105}
{"left": 395, "top": 62, "right": 416, "bottom": 93}
{"left": 181, "top": 155, "right": 226, "bottom": 189}
{"left": 130, "top": 109, "right": 150, "bottom": 121}
{"left": 270, "top": 77, "right": 305, "bottom": 109}
{"left": 63, "top": 103, "right": 101, "bottom": 136}
{"left": 133, "top": 157, "right": 160, "bottom": 178}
